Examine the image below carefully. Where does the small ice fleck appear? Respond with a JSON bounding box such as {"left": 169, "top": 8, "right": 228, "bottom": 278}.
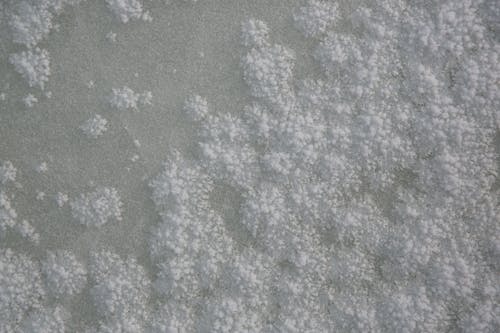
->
{"left": 36, "top": 191, "right": 46, "bottom": 201}
{"left": 55, "top": 192, "right": 69, "bottom": 208}
{"left": 106, "top": 31, "right": 117, "bottom": 43}
{"left": 80, "top": 114, "right": 108, "bottom": 139}
{"left": 36, "top": 162, "right": 48, "bottom": 173}
{"left": 23, "top": 94, "right": 38, "bottom": 108}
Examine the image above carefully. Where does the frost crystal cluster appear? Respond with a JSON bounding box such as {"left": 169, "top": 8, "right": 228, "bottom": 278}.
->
{"left": 70, "top": 187, "right": 123, "bottom": 227}
{"left": 146, "top": 1, "right": 499, "bottom": 331}
{"left": 0, "top": 0, "right": 499, "bottom": 332}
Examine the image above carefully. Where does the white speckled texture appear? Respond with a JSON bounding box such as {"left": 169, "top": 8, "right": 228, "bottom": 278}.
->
{"left": 0, "top": 0, "right": 499, "bottom": 332}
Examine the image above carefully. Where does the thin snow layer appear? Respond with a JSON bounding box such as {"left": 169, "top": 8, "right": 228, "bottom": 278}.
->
{"left": 0, "top": 0, "right": 499, "bottom": 332}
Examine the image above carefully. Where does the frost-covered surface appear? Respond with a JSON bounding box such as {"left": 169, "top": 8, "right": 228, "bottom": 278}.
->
{"left": 0, "top": 0, "right": 499, "bottom": 332}
{"left": 70, "top": 187, "right": 123, "bottom": 227}
{"left": 41, "top": 250, "right": 87, "bottom": 298}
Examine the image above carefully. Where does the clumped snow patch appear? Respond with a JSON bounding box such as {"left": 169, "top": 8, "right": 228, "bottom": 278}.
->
{"left": 89, "top": 250, "right": 150, "bottom": 331}
{"left": 0, "top": 1, "right": 499, "bottom": 332}
{"left": 22, "top": 94, "right": 38, "bottom": 107}
{"left": 109, "top": 86, "right": 152, "bottom": 111}
{"left": 0, "top": 161, "right": 17, "bottom": 184}
{"left": 9, "top": 48, "right": 50, "bottom": 90}
{"left": 105, "top": 0, "right": 151, "bottom": 23}
{"left": 41, "top": 250, "right": 87, "bottom": 298}
{"left": 70, "top": 187, "right": 123, "bottom": 227}
{"left": 293, "top": 0, "right": 338, "bottom": 37}
{"left": 0, "top": 249, "right": 45, "bottom": 333}
{"left": 80, "top": 114, "right": 108, "bottom": 138}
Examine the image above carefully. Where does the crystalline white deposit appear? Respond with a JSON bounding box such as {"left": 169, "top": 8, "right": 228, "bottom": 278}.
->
{"left": 0, "top": 1, "right": 499, "bottom": 332}
{"left": 105, "top": 0, "right": 151, "bottom": 23}
{"left": 41, "top": 250, "right": 87, "bottom": 298}
{"left": 80, "top": 114, "right": 108, "bottom": 138}
{"left": 10, "top": 48, "right": 50, "bottom": 90}
{"left": 109, "top": 87, "right": 152, "bottom": 111}
{"left": 70, "top": 187, "right": 123, "bottom": 227}
{"left": 22, "top": 94, "right": 38, "bottom": 107}
{"left": 89, "top": 250, "right": 150, "bottom": 331}
{"left": 293, "top": 0, "right": 338, "bottom": 37}
{"left": 0, "top": 249, "right": 45, "bottom": 333}
{"left": 0, "top": 161, "right": 17, "bottom": 184}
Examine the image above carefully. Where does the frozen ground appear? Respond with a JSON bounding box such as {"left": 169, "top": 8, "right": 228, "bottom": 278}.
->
{"left": 0, "top": 0, "right": 499, "bottom": 332}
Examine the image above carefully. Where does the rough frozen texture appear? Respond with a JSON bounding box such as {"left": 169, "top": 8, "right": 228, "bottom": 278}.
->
{"left": 10, "top": 48, "right": 51, "bottom": 90}
{"left": 293, "top": 0, "right": 338, "bottom": 37}
{"left": 0, "top": 0, "right": 499, "bottom": 332}
{"left": 105, "top": 0, "right": 151, "bottom": 23}
{"left": 109, "top": 86, "right": 152, "bottom": 111}
{"left": 80, "top": 114, "right": 108, "bottom": 139}
{"left": 41, "top": 250, "right": 87, "bottom": 298}
{"left": 70, "top": 187, "right": 123, "bottom": 227}
{"left": 0, "top": 250, "right": 45, "bottom": 333}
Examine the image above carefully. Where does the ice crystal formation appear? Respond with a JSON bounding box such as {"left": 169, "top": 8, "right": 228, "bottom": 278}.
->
{"left": 80, "top": 114, "right": 109, "bottom": 139}
{"left": 109, "top": 87, "right": 153, "bottom": 111}
{"left": 70, "top": 187, "right": 123, "bottom": 227}
{"left": 0, "top": 0, "right": 499, "bottom": 332}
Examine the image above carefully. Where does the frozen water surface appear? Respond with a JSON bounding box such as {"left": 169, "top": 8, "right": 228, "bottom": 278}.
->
{"left": 0, "top": 0, "right": 499, "bottom": 332}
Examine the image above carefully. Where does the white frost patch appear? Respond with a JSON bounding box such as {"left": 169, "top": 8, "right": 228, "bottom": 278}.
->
{"left": 241, "top": 25, "right": 295, "bottom": 110}
{"left": 15, "top": 220, "right": 40, "bottom": 244}
{"left": 80, "top": 114, "right": 108, "bottom": 138}
{"left": 109, "top": 87, "right": 152, "bottom": 111}
{"left": 105, "top": 0, "right": 151, "bottom": 23}
{"left": 36, "top": 162, "right": 48, "bottom": 173}
{"left": 55, "top": 192, "right": 69, "bottom": 207}
{"left": 70, "top": 187, "right": 123, "bottom": 227}
{"left": 41, "top": 250, "right": 87, "bottom": 298}
{"left": 0, "top": 161, "right": 17, "bottom": 184}
{"left": 241, "top": 19, "right": 270, "bottom": 48}
{"left": 0, "top": 249, "right": 45, "bottom": 333}
{"left": 10, "top": 48, "right": 50, "bottom": 90}
{"left": 8, "top": 1, "right": 54, "bottom": 47}
{"left": 23, "top": 94, "right": 38, "bottom": 108}
{"left": 89, "top": 250, "right": 150, "bottom": 330}
{"left": 0, "top": 191, "right": 18, "bottom": 233}
{"left": 293, "top": 0, "right": 338, "bottom": 37}
{"left": 105, "top": 31, "right": 117, "bottom": 43}
{"left": 183, "top": 95, "right": 208, "bottom": 121}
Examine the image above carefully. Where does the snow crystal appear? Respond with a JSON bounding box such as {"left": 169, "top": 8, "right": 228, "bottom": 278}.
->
{"left": 0, "top": 161, "right": 17, "bottom": 184}
{"left": 89, "top": 250, "right": 150, "bottom": 330}
{"left": 105, "top": 0, "right": 151, "bottom": 23}
{"left": 22, "top": 94, "right": 38, "bottom": 107}
{"left": 70, "top": 187, "right": 123, "bottom": 226}
{"left": 41, "top": 250, "right": 87, "bottom": 298}
{"left": 293, "top": 0, "right": 338, "bottom": 37}
{"left": 0, "top": 249, "right": 45, "bottom": 333}
{"left": 54, "top": 192, "right": 69, "bottom": 207}
{"left": 10, "top": 48, "right": 50, "bottom": 90}
{"left": 109, "top": 86, "right": 152, "bottom": 111}
{"left": 80, "top": 114, "right": 108, "bottom": 139}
